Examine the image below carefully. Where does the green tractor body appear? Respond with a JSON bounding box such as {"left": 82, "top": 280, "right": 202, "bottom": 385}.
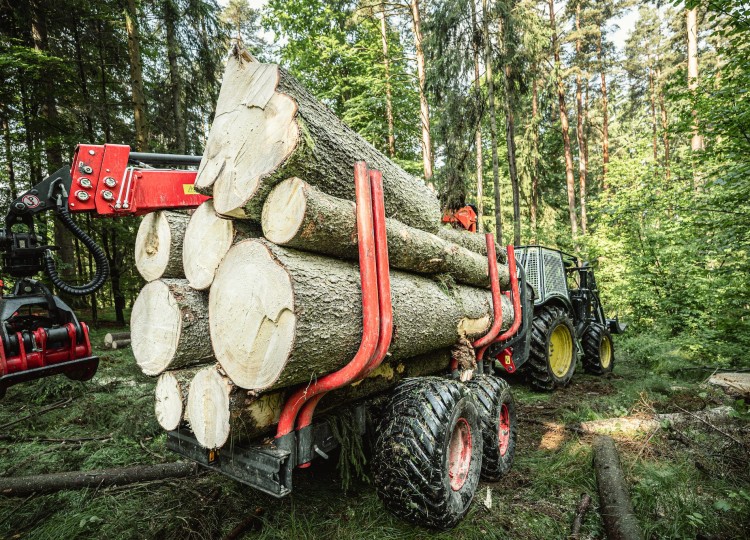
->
{"left": 514, "top": 246, "right": 626, "bottom": 390}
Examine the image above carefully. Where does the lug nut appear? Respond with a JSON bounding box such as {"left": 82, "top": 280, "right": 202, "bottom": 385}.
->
{"left": 76, "top": 190, "right": 90, "bottom": 201}
{"left": 101, "top": 190, "right": 114, "bottom": 201}
{"left": 80, "top": 164, "right": 93, "bottom": 174}
{"left": 104, "top": 176, "right": 117, "bottom": 188}
{"left": 79, "top": 177, "right": 92, "bottom": 188}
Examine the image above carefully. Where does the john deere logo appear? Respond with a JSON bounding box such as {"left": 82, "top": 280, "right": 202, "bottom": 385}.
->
{"left": 22, "top": 194, "right": 41, "bottom": 208}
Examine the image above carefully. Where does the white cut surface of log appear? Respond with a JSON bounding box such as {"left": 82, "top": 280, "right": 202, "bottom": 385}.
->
{"left": 135, "top": 211, "right": 188, "bottom": 281}
{"left": 186, "top": 366, "right": 232, "bottom": 449}
{"left": 155, "top": 372, "right": 184, "bottom": 431}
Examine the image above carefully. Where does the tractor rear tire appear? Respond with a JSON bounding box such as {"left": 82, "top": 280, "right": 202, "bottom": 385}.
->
{"left": 465, "top": 375, "right": 517, "bottom": 481}
{"left": 373, "top": 377, "right": 483, "bottom": 529}
{"left": 582, "top": 323, "right": 615, "bottom": 375}
{"left": 527, "top": 305, "right": 577, "bottom": 391}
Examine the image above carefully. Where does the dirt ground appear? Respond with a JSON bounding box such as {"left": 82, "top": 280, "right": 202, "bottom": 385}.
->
{"left": 1, "top": 329, "right": 748, "bottom": 539}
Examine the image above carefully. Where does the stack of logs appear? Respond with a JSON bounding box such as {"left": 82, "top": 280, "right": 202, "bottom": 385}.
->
{"left": 130, "top": 46, "right": 515, "bottom": 450}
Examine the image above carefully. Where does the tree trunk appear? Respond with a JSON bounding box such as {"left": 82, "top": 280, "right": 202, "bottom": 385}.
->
{"left": 597, "top": 31, "right": 610, "bottom": 188}
{"left": 131, "top": 279, "right": 214, "bottom": 376}
{"left": 593, "top": 436, "right": 644, "bottom": 540}
{"left": 194, "top": 49, "right": 440, "bottom": 232}
{"left": 104, "top": 332, "right": 131, "bottom": 347}
{"left": 208, "top": 239, "right": 514, "bottom": 391}
{"left": 549, "top": 0, "right": 578, "bottom": 239}
{"left": 185, "top": 350, "right": 453, "bottom": 449}
{"left": 575, "top": 3, "right": 587, "bottom": 234}
{"left": 648, "top": 62, "right": 658, "bottom": 162}
{"left": 135, "top": 210, "right": 189, "bottom": 281}
{"left": 154, "top": 366, "right": 202, "bottom": 431}
{"left": 658, "top": 68, "right": 670, "bottom": 179}
{"left": 501, "top": 57, "right": 521, "bottom": 244}
{"left": 470, "top": 0, "right": 484, "bottom": 232}
{"left": 261, "top": 178, "right": 509, "bottom": 289}
{"left": 379, "top": 5, "right": 396, "bottom": 157}
{"left": 183, "top": 200, "right": 260, "bottom": 290}
{"left": 96, "top": 17, "right": 112, "bottom": 142}
{"left": 482, "top": 0, "right": 502, "bottom": 244}
{"left": 164, "top": 0, "right": 186, "bottom": 154}
{"left": 30, "top": 0, "right": 77, "bottom": 305}
{"left": 435, "top": 226, "right": 507, "bottom": 263}
{"left": 687, "top": 8, "right": 703, "bottom": 152}
{"left": 409, "top": 0, "right": 433, "bottom": 182}
{"left": 111, "top": 339, "right": 131, "bottom": 350}
{"left": 531, "top": 78, "right": 539, "bottom": 242}
{"left": 1, "top": 110, "right": 17, "bottom": 200}
{"left": 124, "top": 0, "right": 148, "bottom": 151}
{"left": 0, "top": 462, "right": 199, "bottom": 497}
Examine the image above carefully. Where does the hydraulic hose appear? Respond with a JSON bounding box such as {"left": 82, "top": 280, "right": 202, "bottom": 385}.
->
{"left": 44, "top": 208, "right": 109, "bottom": 296}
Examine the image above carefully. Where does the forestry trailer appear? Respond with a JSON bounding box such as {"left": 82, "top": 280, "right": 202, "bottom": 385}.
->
{"left": 0, "top": 144, "right": 620, "bottom": 529}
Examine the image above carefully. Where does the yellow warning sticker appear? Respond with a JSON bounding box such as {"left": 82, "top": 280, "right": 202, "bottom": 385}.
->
{"left": 183, "top": 184, "right": 198, "bottom": 195}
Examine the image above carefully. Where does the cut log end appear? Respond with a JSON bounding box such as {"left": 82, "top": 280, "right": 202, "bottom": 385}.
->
{"left": 155, "top": 372, "right": 184, "bottom": 431}
{"left": 183, "top": 200, "right": 237, "bottom": 290}
{"left": 209, "top": 241, "right": 296, "bottom": 390}
{"left": 186, "top": 366, "right": 231, "bottom": 449}
{"left": 132, "top": 280, "right": 182, "bottom": 375}
{"left": 261, "top": 177, "right": 308, "bottom": 245}
{"left": 135, "top": 211, "right": 187, "bottom": 281}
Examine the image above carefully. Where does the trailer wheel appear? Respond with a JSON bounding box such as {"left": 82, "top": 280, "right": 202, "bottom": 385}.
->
{"left": 582, "top": 323, "right": 615, "bottom": 375}
{"left": 465, "top": 375, "right": 517, "bottom": 481}
{"left": 374, "top": 377, "right": 483, "bottom": 529}
{"left": 527, "top": 305, "right": 576, "bottom": 391}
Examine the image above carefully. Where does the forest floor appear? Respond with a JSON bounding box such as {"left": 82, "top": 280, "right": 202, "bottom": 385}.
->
{"left": 1, "top": 328, "right": 749, "bottom": 540}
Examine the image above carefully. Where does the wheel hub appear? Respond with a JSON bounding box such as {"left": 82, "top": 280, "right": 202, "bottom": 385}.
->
{"left": 549, "top": 324, "right": 573, "bottom": 377}
{"left": 448, "top": 418, "right": 473, "bottom": 491}
{"left": 600, "top": 335, "right": 612, "bottom": 369}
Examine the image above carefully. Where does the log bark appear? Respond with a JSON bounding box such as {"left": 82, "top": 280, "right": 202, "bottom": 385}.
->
{"left": 0, "top": 462, "right": 199, "bottom": 497}
{"left": 111, "top": 339, "right": 131, "bottom": 350}
{"left": 131, "top": 279, "right": 214, "bottom": 376}
{"left": 436, "top": 226, "right": 507, "bottom": 263}
{"left": 209, "top": 239, "right": 513, "bottom": 391}
{"left": 104, "top": 332, "right": 130, "bottom": 347}
{"left": 155, "top": 367, "right": 201, "bottom": 431}
{"left": 186, "top": 350, "right": 453, "bottom": 449}
{"left": 194, "top": 47, "right": 440, "bottom": 232}
{"left": 262, "top": 178, "right": 508, "bottom": 289}
{"left": 593, "top": 436, "right": 643, "bottom": 540}
{"left": 579, "top": 406, "right": 735, "bottom": 436}
{"left": 135, "top": 210, "right": 189, "bottom": 281}
{"left": 182, "top": 200, "right": 260, "bottom": 290}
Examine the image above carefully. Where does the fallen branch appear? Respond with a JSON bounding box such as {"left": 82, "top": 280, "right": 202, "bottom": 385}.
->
{"left": 570, "top": 492, "right": 592, "bottom": 539}
{"left": 0, "top": 462, "right": 200, "bottom": 497}
{"left": 674, "top": 405, "right": 747, "bottom": 449}
{"left": 593, "top": 436, "right": 643, "bottom": 540}
{"left": 0, "top": 398, "right": 73, "bottom": 431}
{"left": 0, "top": 435, "right": 110, "bottom": 444}
{"left": 222, "top": 508, "right": 265, "bottom": 540}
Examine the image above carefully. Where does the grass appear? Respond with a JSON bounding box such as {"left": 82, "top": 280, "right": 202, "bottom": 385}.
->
{"left": 1, "top": 329, "right": 749, "bottom": 539}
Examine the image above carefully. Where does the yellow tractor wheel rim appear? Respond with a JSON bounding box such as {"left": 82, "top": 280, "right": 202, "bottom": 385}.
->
{"left": 600, "top": 335, "right": 612, "bottom": 369}
{"left": 549, "top": 324, "right": 573, "bottom": 378}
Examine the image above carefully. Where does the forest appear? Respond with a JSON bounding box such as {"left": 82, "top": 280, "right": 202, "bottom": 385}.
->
{"left": 0, "top": 0, "right": 749, "bottom": 538}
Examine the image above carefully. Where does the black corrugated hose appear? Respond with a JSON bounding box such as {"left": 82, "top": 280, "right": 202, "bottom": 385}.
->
{"left": 44, "top": 208, "right": 109, "bottom": 296}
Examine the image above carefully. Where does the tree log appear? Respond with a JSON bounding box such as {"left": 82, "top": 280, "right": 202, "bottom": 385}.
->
{"left": 111, "top": 339, "right": 131, "bottom": 350}
{"left": 104, "top": 332, "right": 130, "bottom": 347}
{"left": 436, "top": 226, "right": 508, "bottom": 263}
{"left": 262, "top": 178, "right": 508, "bottom": 289}
{"left": 0, "top": 462, "right": 199, "bottom": 497}
{"left": 131, "top": 279, "right": 214, "bottom": 376}
{"left": 209, "top": 239, "right": 513, "bottom": 391}
{"left": 155, "top": 367, "right": 201, "bottom": 431}
{"left": 593, "top": 436, "right": 643, "bottom": 540}
{"left": 186, "top": 350, "right": 453, "bottom": 449}
{"left": 135, "top": 210, "right": 189, "bottom": 281}
{"left": 194, "top": 48, "right": 440, "bottom": 232}
{"left": 182, "top": 200, "right": 260, "bottom": 290}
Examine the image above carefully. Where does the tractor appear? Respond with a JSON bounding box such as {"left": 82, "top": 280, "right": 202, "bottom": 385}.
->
{"left": 514, "top": 245, "right": 626, "bottom": 391}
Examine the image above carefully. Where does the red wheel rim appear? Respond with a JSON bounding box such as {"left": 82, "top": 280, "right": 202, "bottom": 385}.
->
{"left": 498, "top": 404, "right": 511, "bottom": 456}
{"left": 448, "top": 418, "right": 473, "bottom": 491}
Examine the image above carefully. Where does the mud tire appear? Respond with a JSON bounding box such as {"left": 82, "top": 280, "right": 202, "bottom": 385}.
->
{"left": 373, "top": 377, "right": 483, "bottom": 529}
{"left": 527, "top": 305, "right": 577, "bottom": 391}
{"left": 582, "top": 323, "right": 615, "bottom": 375}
